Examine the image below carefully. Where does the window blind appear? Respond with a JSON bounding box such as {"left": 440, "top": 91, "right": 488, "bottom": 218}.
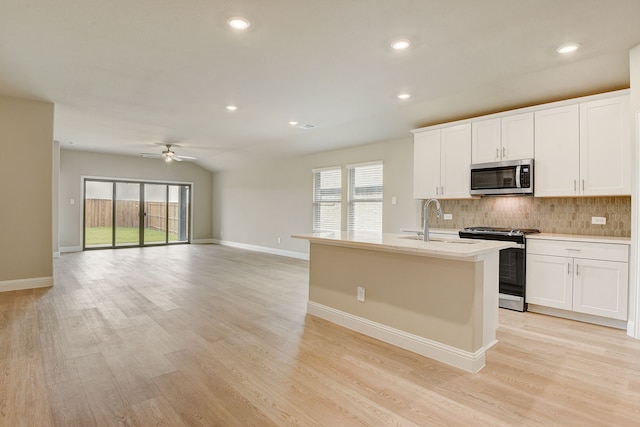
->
{"left": 347, "top": 161, "right": 383, "bottom": 232}
{"left": 312, "top": 167, "right": 342, "bottom": 232}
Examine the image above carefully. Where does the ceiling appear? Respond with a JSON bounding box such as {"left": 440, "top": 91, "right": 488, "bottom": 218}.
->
{"left": 2, "top": 0, "right": 640, "bottom": 172}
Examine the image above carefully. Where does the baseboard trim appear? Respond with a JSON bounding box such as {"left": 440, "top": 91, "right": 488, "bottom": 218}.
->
{"left": 214, "top": 239, "right": 309, "bottom": 261}
{"left": 528, "top": 304, "right": 628, "bottom": 330}
{"left": 0, "top": 276, "right": 53, "bottom": 292}
{"left": 307, "top": 301, "right": 492, "bottom": 373}
{"left": 61, "top": 246, "right": 82, "bottom": 253}
{"left": 53, "top": 251, "right": 60, "bottom": 259}
{"left": 192, "top": 239, "right": 216, "bottom": 244}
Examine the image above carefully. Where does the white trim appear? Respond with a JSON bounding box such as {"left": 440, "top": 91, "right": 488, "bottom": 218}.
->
{"left": 346, "top": 160, "right": 383, "bottom": 169}
{"left": 633, "top": 109, "right": 640, "bottom": 339}
{"left": 214, "top": 239, "right": 309, "bottom": 260}
{"left": 528, "top": 304, "right": 628, "bottom": 330}
{"left": 192, "top": 239, "right": 216, "bottom": 244}
{"left": 307, "top": 301, "right": 495, "bottom": 373}
{"left": 61, "top": 246, "right": 82, "bottom": 253}
{"left": 311, "top": 165, "right": 341, "bottom": 174}
{"left": 0, "top": 277, "right": 53, "bottom": 292}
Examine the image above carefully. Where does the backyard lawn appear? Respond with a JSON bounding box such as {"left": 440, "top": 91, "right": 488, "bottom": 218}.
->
{"left": 85, "top": 226, "right": 179, "bottom": 246}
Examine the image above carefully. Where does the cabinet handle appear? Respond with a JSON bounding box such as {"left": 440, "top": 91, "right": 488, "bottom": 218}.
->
{"left": 582, "top": 179, "right": 585, "bottom": 192}
{"left": 441, "top": 186, "right": 444, "bottom": 195}
{"left": 576, "top": 264, "right": 580, "bottom": 276}
{"left": 435, "top": 186, "right": 439, "bottom": 195}
{"left": 502, "top": 147, "right": 507, "bottom": 158}
{"left": 573, "top": 180, "right": 577, "bottom": 192}
{"left": 568, "top": 263, "right": 571, "bottom": 275}
{"left": 496, "top": 148, "right": 499, "bottom": 159}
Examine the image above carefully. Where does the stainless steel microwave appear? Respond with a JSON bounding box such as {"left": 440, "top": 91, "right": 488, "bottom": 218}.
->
{"left": 470, "top": 159, "right": 534, "bottom": 196}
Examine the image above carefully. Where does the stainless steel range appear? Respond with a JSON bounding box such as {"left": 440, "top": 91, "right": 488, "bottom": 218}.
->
{"left": 459, "top": 226, "right": 540, "bottom": 312}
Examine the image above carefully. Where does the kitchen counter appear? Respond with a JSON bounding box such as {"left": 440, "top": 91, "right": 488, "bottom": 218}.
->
{"left": 292, "top": 231, "right": 512, "bottom": 373}
{"left": 292, "top": 231, "right": 515, "bottom": 261}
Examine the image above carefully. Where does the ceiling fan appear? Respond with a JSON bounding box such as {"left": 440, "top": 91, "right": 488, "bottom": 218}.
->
{"left": 140, "top": 144, "right": 196, "bottom": 162}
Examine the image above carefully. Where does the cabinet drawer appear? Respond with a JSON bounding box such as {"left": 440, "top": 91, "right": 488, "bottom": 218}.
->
{"left": 527, "top": 239, "right": 628, "bottom": 262}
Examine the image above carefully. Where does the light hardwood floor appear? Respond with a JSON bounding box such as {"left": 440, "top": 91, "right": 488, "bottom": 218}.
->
{"left": 2, "top": 244, "right": 640, "bottom": 426}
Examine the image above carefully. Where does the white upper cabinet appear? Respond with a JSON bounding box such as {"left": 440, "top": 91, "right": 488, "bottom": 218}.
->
{"left": 472, "top": 112, "right": 534, "bottom": 164}
{"left": 413, "top": 130, "right": 441, "bottom": 199}
{"left": 534, "top": 105, "right": 580, "bottom": 197}
{"left": 413, "top": 123, "right": 472, "bottom": 199}
{"left": 414, "top": 90, "right": 629, "bottom": 199}
{"left": 579, "top": 95, "right": 630, "bottom": 196}
{"left": 534, "top": 94, "right": 630, "bottom": 197}
{"left": 441, "top": 124, "right": 472, "bottom": 199}
{"left": 471, "top": 118, "right": 501, "bottom": 163}
{"left": 501, "top": 112, "right": 534, "bottom": 161}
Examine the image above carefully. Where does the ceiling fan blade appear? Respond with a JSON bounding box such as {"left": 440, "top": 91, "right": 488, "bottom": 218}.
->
{"left": 176, "top": 155, "right": 196, "bottom": 160}
{"left": 140, "top": 153, "right": 163, "bottom": 158}
{"left": 172, "top": 156, "right": 183, "bottom": 162}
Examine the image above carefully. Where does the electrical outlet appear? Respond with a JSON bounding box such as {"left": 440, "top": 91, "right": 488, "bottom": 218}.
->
{"left": 277, "top": 237, "right": 281, "bottom": 244}
{"left": 591, "top": 216, "right": 607, "bottom": 225}
{"left": 357, "top": 286, "right": 365, "bottom": 302}
{"left": 443, "top": 213, "right": 453, "bottom": 220}
{"left": 391, "top": 196, "right": 397, "bottom": 205}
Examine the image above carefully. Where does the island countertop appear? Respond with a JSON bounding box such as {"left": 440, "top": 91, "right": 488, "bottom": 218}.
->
{"left": 292, "top": 231, "right": 515, "bottom": 261}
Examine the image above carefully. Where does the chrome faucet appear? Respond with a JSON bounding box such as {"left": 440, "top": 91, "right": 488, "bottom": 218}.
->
{"left": 422, "top": 198, "right": 442, "bottom": 241}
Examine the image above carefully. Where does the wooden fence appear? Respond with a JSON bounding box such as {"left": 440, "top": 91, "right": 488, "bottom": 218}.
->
{"left": 85, "top": 199, "right": 187, "bottom": 234}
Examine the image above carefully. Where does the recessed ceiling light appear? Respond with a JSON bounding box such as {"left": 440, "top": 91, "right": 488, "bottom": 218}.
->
{"left": 228, "top": 17, "right": 251, "bottom": 31}
{"left": 557, "top": 43, "right": 579, "bottom": 54}
{"left": 391, "top": 39, "right": 411, "bottom": 50}
{"left": 289, "top": 121, "right": 299, "bottom": 126}
{"left": 397, "top": 93, "right": 411, "bottom": 100}
{"left": 225, "top": 105, "right": 238, "bottom": 111}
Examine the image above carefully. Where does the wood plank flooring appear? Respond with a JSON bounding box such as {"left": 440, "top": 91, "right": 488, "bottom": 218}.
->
{"left": 2, "top": 244, "right": 640, "bottom": 426}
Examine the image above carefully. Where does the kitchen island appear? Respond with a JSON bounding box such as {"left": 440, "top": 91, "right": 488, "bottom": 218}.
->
{"left": 292, "top": 231, "right": 514, "bottom": 372}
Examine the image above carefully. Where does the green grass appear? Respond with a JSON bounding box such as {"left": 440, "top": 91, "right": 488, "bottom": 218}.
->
{"left": 85, "top": 226, "right": 180, "bottom": 246}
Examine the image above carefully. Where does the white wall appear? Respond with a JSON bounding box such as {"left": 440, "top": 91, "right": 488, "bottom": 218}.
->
{"left": 212, "top": 137, "right": 420, "bottom": 256}
{"left": 0, "top": 95, "right": 54, "bottom": 289}
{"left": 629, "top": 43, "right": 640, "bottom": 338}
{"left": 59, "top": 150, "right": 213, "bottom": 250}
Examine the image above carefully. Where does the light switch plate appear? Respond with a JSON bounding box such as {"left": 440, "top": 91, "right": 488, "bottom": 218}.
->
{"left": 443, "top": 213, "right": 453, "bottom": 220}
{"left": 591, "top": 216, "right": 606, "bottom": 225}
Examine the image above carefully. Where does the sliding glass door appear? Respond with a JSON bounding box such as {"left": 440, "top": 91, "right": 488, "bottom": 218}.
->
{"left": 115, "top": 182, "right": 141, "bottom": 246}
{"left": 83, "top": 179, "right": 191, "bottom": 250}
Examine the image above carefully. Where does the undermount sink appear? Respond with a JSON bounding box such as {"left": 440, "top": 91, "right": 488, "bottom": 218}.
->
{"left": 399, "top": 236, "right": 477, "bottom": 244}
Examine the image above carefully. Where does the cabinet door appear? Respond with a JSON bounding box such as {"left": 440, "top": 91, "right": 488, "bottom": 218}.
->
{"left": 573, "top": 259, "right": 628, "bottom": 320}
{"left": 471, "top": 118, "right": 501, "bottom": 164}
{"left": 441, "top": 123, "right": 471, "bottom": 199}
{"left": 526, "top": 254, "right": 573, "bottom": 310}
{"left": 413, "top": 130, "right": 440, "bottom": 199}
{"left": 534, "top": 105, "right": 580, "bottom": 197}
{"left": 502, "top": 112, "right": 534, "bottom": 161}
{"left": 579, "top": 96, "right": 630, "bottom": 196}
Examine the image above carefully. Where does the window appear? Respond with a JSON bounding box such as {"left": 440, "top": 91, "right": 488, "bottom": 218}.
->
{"left": 347, "top": 161, "right": 383, "bottom": 232}
{"left": 312, "top": 167, "right": 342, "bottom": 232}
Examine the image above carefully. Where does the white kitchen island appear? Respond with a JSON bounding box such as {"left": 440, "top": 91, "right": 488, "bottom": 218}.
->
{"left": 292, "top": 231, "right": 514, "bottom": 373}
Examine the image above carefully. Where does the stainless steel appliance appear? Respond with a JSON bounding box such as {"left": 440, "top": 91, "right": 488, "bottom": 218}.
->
{"left": 470, "top": 158, "right": 534, "bottom": 196}
{"left": 459, "top": 226, "right": 540, "bottom": 311}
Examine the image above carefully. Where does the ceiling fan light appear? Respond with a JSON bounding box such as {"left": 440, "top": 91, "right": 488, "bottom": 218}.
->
{"left": 165, "top": 155, "right": 172, "bottom": 162}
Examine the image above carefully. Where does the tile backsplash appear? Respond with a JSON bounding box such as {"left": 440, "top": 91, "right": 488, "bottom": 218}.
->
{"left": 425, "top": 196, "right": 631, "bottom": 237}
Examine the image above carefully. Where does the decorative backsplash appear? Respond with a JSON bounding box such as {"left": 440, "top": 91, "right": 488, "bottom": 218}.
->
{"left": 425, "top": 196, "right": 631, "bottom": 237}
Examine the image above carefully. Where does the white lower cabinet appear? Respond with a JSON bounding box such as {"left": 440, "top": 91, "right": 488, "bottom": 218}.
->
{"left": 526, "top": 239, "right": 629, "bottom": 321}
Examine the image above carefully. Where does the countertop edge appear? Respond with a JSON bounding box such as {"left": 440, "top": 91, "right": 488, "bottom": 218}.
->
{"left": 292, "top": 232, "right": 515, "bottom": 261}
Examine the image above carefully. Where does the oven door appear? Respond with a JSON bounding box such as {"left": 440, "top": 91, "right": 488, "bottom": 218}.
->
{"left": 498, "top": 245, "right": 526, "bottom": 311}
